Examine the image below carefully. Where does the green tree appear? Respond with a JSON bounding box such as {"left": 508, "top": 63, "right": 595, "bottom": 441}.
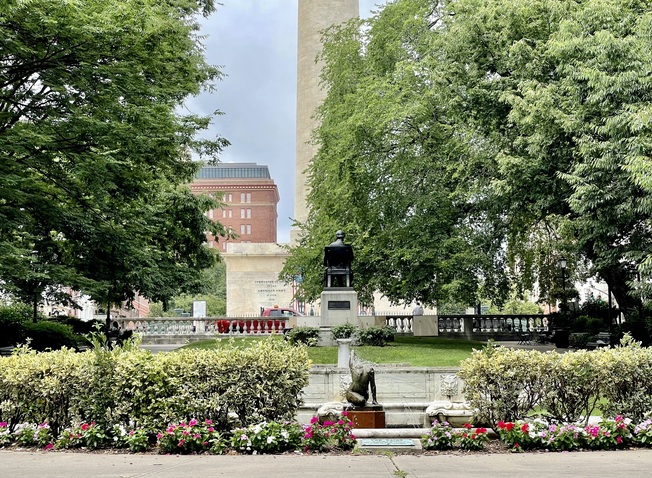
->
{"left": 283, "top": 0, "right": 508, "bottom": 308}
{"left": 148, "top": 261, "right": 227, "bottom": 317}
{"left": 0, "top": 0, "right": 229, "bottom": 324}
{"left": 283, "top": 0, "right": 652, "bottom": 315}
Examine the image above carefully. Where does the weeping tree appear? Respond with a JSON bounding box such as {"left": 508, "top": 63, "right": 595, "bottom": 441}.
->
{"left": 283, "top": 0, "right": 652, "bottom": 315}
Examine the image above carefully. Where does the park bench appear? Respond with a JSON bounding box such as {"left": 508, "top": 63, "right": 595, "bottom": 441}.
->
{"left": 586, "top": 331, "right": 611, "bottom": 350}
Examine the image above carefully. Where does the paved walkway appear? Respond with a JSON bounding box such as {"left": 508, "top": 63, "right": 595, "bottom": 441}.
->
{"left": 3, "top": 449, "right": 652, "bottom": 477}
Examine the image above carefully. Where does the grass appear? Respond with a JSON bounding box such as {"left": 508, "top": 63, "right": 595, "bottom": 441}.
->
{"left": 179, "top": 335, "right": 484, "bottom": 367}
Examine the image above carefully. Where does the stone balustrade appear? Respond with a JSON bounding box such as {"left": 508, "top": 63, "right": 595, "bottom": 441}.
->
{"left": 115, "top": 316, "right": 288, "bottom": 337}
{"left": 116, "top": 314, "right": 548, "bottom": 341}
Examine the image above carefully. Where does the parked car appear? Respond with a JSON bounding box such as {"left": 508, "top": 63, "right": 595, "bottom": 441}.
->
{"left": 260, "top": 306, "right": 303, "bottom": 317}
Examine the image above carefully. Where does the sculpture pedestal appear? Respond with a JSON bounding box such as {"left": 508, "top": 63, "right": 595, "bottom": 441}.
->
{"left": 320, "top": 288, "right": 358, "bottom": 326}
{"left": 346, "top": 405, "right": 385, "bottom": 429}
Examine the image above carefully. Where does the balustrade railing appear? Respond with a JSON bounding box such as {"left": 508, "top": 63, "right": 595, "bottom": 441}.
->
{"left": 437, "top": 314, "right": 549, "bottom": 334}
{"left": 385, "top": 315, "right": 414, "bottom": 333}
{"left": 116, "top": 317, "right": 288, "bottom": 336}
{"left": 119, "top": 314, "right": 549, "bottom": 339}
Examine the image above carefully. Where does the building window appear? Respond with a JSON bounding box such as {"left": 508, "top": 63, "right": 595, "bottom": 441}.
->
{"left": 246, "top": 224, "right": 251, "bottom": 235}
{"left": 228, "top": 210, "right": 232, "bottom": 218}
{"left": 246, "top": 208, "right": 251, "bottom": 219}
{"left": 222, "top": 210, "right": 226, "bottom": 218}
{"left": 240, "top": 224, "right": 245, "bottom": 234}
{"left": 240, "top": 208, "right": 245, "bottom": 219}
{"left": 208, "top": 209, "right": 213, "bottom": 219}
{"left": 240, "top": 193, "right": 245, "bottom": 203}
{"left": 246, "top": 193, "right": 251, "bottom": 203}
{"left": 228, "top": 194, "right": 232, "bottom": 202}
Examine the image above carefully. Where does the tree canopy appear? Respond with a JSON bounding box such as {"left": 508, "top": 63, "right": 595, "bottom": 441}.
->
{"left": 282, "top": 0, "right": 652, "bottom": 313}
{"left": 1, "top": 0, "right": 229, "bottom": 319}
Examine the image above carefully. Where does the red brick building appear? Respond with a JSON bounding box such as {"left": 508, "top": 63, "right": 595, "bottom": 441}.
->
{"left": 190, "top": 163, "right": 279, "bottom": 250}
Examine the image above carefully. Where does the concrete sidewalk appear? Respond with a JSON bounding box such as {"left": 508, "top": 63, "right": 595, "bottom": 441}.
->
{"left": 3, "top": 449, "right": 652, "bottom": 478}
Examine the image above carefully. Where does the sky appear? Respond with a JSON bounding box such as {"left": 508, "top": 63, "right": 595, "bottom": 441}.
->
{"left": 185, "top": 1, "right": 385, "bottom": 243}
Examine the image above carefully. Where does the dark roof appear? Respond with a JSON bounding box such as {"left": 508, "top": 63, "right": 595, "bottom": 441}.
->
{"left": 196, "top": 163, "right": 271, "bottom": 180}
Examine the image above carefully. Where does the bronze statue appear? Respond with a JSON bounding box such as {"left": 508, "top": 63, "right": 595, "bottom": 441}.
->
{"left": 323, "top": 230, "right": 354, "bottom": 287}
{"left": 345, "top": 351, "right": 378, "bottom": 407}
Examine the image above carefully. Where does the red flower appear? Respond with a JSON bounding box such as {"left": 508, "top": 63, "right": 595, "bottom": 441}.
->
{"left": 505, "top": 422, "right": 515, "bottom": 431}
{"left": 520, "top": 423, "right": 529, "bottom": 433}
{"left": 497, "top": 421, "right": 506, "bottom": 429}
{"left": 463, "top": 423, "right": 473, "bottom": 429}
{"left": 476, "top": 427, "right": 487, "bottom": 434}
{"left": 80, "top": 423, "right": 90, "bottom": 431}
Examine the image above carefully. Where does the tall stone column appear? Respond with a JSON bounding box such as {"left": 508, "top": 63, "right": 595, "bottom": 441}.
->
{"left": 293, "top": 0, "right": 359, "bottom": 243}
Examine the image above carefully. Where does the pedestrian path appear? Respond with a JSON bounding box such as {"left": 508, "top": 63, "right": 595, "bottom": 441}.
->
{"left": 3, "top": 448, "right": 652, "bottom": 478}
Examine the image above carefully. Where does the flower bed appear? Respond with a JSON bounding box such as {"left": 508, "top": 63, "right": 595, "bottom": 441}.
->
{"left": 0, "top": 413, "right": 357, "bottom": 454}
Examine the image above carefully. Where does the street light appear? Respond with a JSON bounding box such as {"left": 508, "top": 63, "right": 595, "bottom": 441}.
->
{"left": 558, "top": 256, "right": 567, "bottom": 313}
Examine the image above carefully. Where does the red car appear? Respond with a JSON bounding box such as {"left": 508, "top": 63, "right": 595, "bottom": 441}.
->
{"left": 260, "top": 306, "right": 303, "bottom": 317}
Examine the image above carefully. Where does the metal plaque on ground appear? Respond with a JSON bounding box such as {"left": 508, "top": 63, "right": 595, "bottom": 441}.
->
{"left": 358, "top": 439, "right": 416, "bottom": 447}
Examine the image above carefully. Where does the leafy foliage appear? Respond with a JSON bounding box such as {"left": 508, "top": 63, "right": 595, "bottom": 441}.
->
{"left": 0, "top": 338, "right": 310, "bottom": 434}
{"left": 283, "top": 0, "right": 652, "bottom": 315}
{"left": 355, "top": 326, "right": 395, "bottom": 347}
{"left": 0, "top": 0, "right": 229, "bottom": 318}
{"left": 285, "top": 326, "right": 320, "bottom": 346}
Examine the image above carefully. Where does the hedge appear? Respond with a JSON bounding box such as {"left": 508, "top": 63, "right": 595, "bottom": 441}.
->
{"left": 459, "top": 335, "right": 652, "bottom": 426}
{"left": 0, "top": 337, "right": 310, "bottom": 435}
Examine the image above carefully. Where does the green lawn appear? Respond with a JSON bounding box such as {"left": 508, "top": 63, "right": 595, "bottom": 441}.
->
{"left": 179, "top": 336, "right": 483, "bottom": 367}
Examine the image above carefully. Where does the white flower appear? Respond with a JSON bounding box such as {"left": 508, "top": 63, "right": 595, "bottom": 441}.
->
{"left": 267, "top": 436, "right": 274, "bottom": 444}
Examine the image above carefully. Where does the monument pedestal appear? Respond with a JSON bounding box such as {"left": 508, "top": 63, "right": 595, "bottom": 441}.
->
{"left": 346, "top": 404, "right": 386, "bottom": 429}
{"left": 320, "top": 288, "right": 358, "bottom": 326}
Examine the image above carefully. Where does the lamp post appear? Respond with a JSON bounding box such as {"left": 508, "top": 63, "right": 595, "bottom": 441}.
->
{"left": 558, "top": 256, "right": 567, "bottom": 314}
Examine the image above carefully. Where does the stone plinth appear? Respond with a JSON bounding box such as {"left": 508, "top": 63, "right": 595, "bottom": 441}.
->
{"left": 320, "top": 288, "right": 358, "bottom": 326}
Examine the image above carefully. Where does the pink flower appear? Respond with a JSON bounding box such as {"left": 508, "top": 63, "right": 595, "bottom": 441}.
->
{"left": 617, "top": 436, "right": 623, "bottom": 444}
{"left": 156, "top": 433, "right": 163, "bottom": 439}
{"left": 81, "top": 423, "right": 90, "bottom": 431}
{"left": 310, "top": 416, "right": 319, "bottom": 424}
{"left": 193, "top": 434, "right": 201, "bottom": 439}
{"left": 205, "top": 419, "right": 213, "bottom": 425}
{"left": 208, "top": 427, "right": 215, "bottom": 432}
{"left": 178, "top": 439, "right": 185, "bottom": 447}
{"left": 43, "top": 443, "right": 53, "bottom": 451}
{"left": 323, "top": 421, "right": 334, "bottom": 426}
{"left": 341, "top": 411, "right": 348, "bottom": 417}
{"left": 188, "top": 419, "right": 198, "bottom": 427}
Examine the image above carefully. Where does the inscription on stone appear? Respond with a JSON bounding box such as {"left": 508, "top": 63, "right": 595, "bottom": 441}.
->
{"left": 359, "top": 439, "right": 415, "bottom": 447}
{"left": 328, "top": 300, "right": 351, "bottom": 310}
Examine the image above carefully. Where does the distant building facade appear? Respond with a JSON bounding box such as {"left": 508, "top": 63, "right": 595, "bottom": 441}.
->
{"left": 190, "top": 163, "right": 279, "bottom": 250}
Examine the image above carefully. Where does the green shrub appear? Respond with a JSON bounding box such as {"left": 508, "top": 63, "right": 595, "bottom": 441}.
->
{"left": 331, "top": 323, "right": 358, "bottom": 340}
{"left": 285, "top": 326, "right": 320, "bottom": 346}
{"left": 458, "top": 344, "right": 549, "bottom": 426}
{"left": 0, "top": 338, "right": 310, "bottom": 435}
{"left": 355, "top": 326, "right": 394, "bottom": 346}
{"left": 23, "top": 321, "right": 78, "bottom": 351}
{"left": 539, "top": 349, "right": 604, "bottom": 423}
{"left": 600, "top": 335, "right": 652, "bottom": 421}
{"left": 0, "top": 304, "right": 32, "bottom": 346}
{"left": 569, "top": 332, "right": 589, "bottom": 349}
{"left": 48, "top": 316, "right": 104, "bottom": 335}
